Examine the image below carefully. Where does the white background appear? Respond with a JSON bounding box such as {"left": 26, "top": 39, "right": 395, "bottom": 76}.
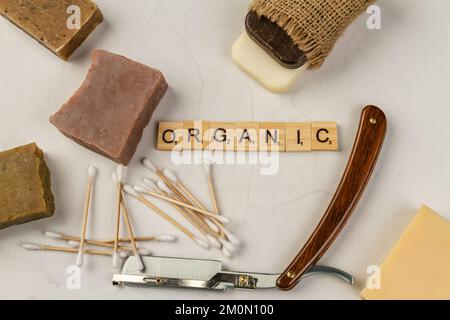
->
{"left": 0, "top": 0, "right": 449, "bottom": 299}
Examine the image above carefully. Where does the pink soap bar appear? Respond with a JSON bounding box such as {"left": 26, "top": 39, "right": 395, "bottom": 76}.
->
{"left": 50, "top": 50, "right": 168, "bottom": 165}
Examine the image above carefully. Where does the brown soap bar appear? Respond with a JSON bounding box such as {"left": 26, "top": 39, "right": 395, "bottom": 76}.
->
{"left": 0, "top": 0, "right": 103, "bottom": 60}
{"left": 0, "top": 143, "right": 55, "bottom": 230}
{"left": 245, "top": 11, "right": 307, "bottom": 69}
{"left": 50, "top": 50, "right": 168, "bottom": 165}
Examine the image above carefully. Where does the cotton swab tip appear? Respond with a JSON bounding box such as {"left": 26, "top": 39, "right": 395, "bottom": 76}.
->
{"left": 204, "top": 219, "right": 220, "bottom": 233}
{"left": 203, "top": 163, "right": 211, "bottom": 175}
{"left": 215, "top": 215, "right": 230, "bottom": 224}
{"left": 88, "top": 166, "right": 97, "bottom": 177}
{"left": 162, "top": 168, "right": 178, "bottom": 182}
{"left": 155, "top": 234, "right": 177, "bottom": 242}
{"left": 112, "top": 252, "right": 120, "bottom": 269}
{"left": 76, "top": 251, "right": 84, "bottom": 267}
{"left": 123, "top": 184, "right": 138, "bottom": 198}
{"left": 223, "top": 231, "right": 241, "bottom": 246}
{"left": 44, "top": 231, "right": 62, "bottom": 239}
{"left": 156, "top": 180, "right": 172, "bottom": 194}
{"left": 207, "top": 235, "right": 222, "bottom": 249}
{"left": 220, "top": 239, "right": 235, "bottom": 252}
{"left": 116, "top": 165, "right": 125, "bottom": 183}
{"left": 143, "top": 178, "right": 157, "bottom": 190}
{"left": 138, "top": 248, "right": 152, "bottom": 256}
{"left": 119, "top": 251, "right": 130, "bottom": 259}
{"left": 134, "top": 254, "right": 145, "bottom": 272}
{"left": 194, "top": 237, "right": 210, "bottom": 250}
{"left": 21, "top": 243, "right": 42, "bottom": 251}
{"left": 67, "top": 240, "right": 79, "bottom": 248}
{"left": 133, "top": 185, "right": 149, "bottom": 194}
{"left": 142, "top": 158, "right": 157, "bottom": 172}
{"left": 222, "top": 246, "right": 232, "bottom": 258}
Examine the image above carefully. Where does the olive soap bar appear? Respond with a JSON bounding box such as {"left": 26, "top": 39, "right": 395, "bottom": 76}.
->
{"left": 0, "top": 0, "right": 103, "bottom": 60}
{"left": 0, "top": 143, "right": 55, "bottom": 230}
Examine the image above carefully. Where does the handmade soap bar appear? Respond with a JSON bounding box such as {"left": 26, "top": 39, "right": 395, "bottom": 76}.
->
{"left": 232, "top": 32, "right": 308, "bottom": 93}
{"left": 361, "top": 205, "right": 450, "bottom": 300}
{"left": 50, "top": 50, "right": 168, "bottom": 165}
{"left": 0, "top": 0, "right": 103, "bottom": 60}
{"left": 0, "top": 143, "right": 55, "bottom": 230}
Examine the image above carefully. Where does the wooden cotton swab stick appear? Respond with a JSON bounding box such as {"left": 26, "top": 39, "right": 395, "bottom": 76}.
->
{"left": 45, "top": 231, "right": 176, "bottom": 244}
{"left": 142, "top": 159, "right": 195, "bottom": 206}
{"left": 203, "top": 162, "right": 220, "bottom": 215}
{"left": 162, "top": 168, "right": 209, "bottom": 212}
{"left": 138, "top": 182, "right": 222, "bottom": 249}
{"left": 133, "top": 185, "right": 228, "bottom": 224}
{"left": 162, "top": 168, "right": 233, "bottom": 241}
{"left": 120, "top": 190, "right": 144, "bottom": 271}
{"left": 112, "top": 165, "right": 124, "bottom": 269}
{"left": 22, "top": 243, "right": 126, "bottom": 258}
{"left": 162, "top": 169, "right": 235, "bottom": 246}
{"left": 66, "top": 240, "right": 151, "bottom": 256}
{"left": 146, "top": 179, "right": 223, "bottom": 244}
{"left": 76, "top": 166, "right": 96, "bottom": 267}
{"left": 123, "top": 185, "right": 209, "bottom": 250}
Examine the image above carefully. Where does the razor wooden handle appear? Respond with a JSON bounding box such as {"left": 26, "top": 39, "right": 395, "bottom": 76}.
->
{"left": 277, "top": 105, "right": 387, "bottom": 291}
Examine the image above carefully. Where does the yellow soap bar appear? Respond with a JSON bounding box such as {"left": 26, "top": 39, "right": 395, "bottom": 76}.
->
{"left": 361, "top": 205, "right": 450, "bottom": 300}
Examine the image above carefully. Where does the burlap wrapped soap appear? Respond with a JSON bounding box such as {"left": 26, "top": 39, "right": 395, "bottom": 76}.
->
{"left": 250, "top": 0, "right": 375, "bottom": 68}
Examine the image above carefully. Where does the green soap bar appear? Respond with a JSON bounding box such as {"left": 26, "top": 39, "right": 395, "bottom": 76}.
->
{"left": 0, "top": 143, "right": 55, "bottom": 230}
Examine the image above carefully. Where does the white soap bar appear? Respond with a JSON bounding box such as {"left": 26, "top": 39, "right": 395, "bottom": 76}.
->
{"left": 231, "top": 32, "right": 308, "bottom": 93}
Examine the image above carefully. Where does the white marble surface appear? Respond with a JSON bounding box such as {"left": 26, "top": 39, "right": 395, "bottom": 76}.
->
{"left": 0, "top": 0, "right": 449, "bottom": 300}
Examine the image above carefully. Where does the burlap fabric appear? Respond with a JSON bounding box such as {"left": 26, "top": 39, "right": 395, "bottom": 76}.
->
{"left": 250, "top": 0, "right": 375, "bottom": 68}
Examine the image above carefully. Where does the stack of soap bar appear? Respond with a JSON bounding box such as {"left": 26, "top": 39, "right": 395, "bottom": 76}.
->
{"left": 361, "top": 205, "right": 450, "bottom": 300}
{"left": 50, "top": 50, "right": 168, "bottom": 165}
{"left": 0, "top": 0, "right": 103, "bottom": 60}
{"left": 0, "top": 143, "right": 55, "bottom": 230}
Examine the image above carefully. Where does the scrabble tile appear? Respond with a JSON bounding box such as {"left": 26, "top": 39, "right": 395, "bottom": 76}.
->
{"left": 157, "top": 122, "right": 183, "bottom": 151}
{"left": 183, "top": 121, "right": 210, "bottom": 150}
{"left": 285, "top": 123, "right": 312, "bottom": 152}
{"left": 207, "top": 122, "right": 235, "bottom": 151}
{"left": 259, "top": 122, "right": 286, "bottom": 152}
{"left": 311, "top": 122, "right": 338, "bottom": 151}
{"left": 235, "top": 122, "right": 259, "bottom": 152}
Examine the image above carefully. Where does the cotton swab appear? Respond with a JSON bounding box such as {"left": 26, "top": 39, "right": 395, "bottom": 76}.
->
{"left": 112, "top": 165, "right": 124, "bottom": 269}
{"left": 162, "top": 168, "right": 231, "bottom": 238}
{"left": 163, "top": 168, "right": 209, "bottom": 211}
{"left": 120, "top": 191, "right": 144, "bottom": 272}
{"left": 66, "top": 240, "right": 151, "bottom": 256}
{"left": 123, "top": 185, "right": 209, "bottom": 250}
{"left": 77, "top": 166, "right": 96, "bottom": 267}
{"left": 222, "top": 246, "right": 232, "bottom": 258}
{"left": 23, "top": 243, "right": 112, "bottom": 257}
{"left": 133, "top": 185, "right": 229, "bottom": 224}
{"left": 150, "top": 181, "right": 224, "bottom": 244}
{"left": 102, "top": 234, "right": 177, "bottom": 243}
{"left": 45, "top": 231, "right": 176, "bottom": 244}
{"left": 142, "top": 159, "right": 192, "bottom": 205}
{"left": 203, "top": 162, "right": 220, "bottom": 215}
{"left": 220, "top": 238, "right": 236, "bottom": 253}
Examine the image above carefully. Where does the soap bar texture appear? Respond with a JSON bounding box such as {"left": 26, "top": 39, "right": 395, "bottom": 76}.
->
{"left": 0, "top": 0, "right": 103, "bottom": 60}
{"left": 50, "top": 50, "right": 168, "bottom": 165}
{"left": 0, "top": 143, "right": 55, "bottom": 230}
{"left": 232, "top": 32, "right": 307, "bottom": 93}
{"left": 361, "top": 205, "right": 450, "bottom": 300}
